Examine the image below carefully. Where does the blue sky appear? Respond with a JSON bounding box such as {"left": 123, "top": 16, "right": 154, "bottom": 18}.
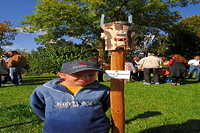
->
{"left": 0, "top": 0, "right": 200, "bottom": 52}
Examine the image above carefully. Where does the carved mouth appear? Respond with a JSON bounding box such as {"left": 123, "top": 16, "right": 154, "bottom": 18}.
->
{"left": 114, "top": 37, "right": 128, "bottom": 42}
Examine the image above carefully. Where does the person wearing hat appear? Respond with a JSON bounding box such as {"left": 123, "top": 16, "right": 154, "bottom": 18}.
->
{"left": 139, "top": 53, "right": 163, "bottom": 85}
{"left": 30, "top": 61, "right": 110, "bottom": 133}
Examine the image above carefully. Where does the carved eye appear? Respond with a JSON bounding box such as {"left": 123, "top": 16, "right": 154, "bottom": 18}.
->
{"left": 105, "top": 27, "right": 113, "bottom": 30}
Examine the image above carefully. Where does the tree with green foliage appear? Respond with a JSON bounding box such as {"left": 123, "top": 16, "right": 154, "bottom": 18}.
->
{"left": 29, "top": 43, "right": 99, "bottom": 75}
{"left": 20, "top": 0, "right": 199, "bottom": 54}
{"left": 168, "top": 15, "right": 200, "bottom": 59}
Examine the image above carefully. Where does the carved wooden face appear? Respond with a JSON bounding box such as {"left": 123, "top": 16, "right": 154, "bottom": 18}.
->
{"left": 101, "top": 21, "right": 134, "bottom": 50}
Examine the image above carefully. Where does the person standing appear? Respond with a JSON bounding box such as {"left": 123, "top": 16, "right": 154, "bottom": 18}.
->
{"left": 7, "top": 51, "right": 26, "bottom": 85}
{"left": 91, "top": 57, "right": 107, "bottom": 82}
{"left": 139, "top": 53, "right": 163, "bottom": 85}
{"left": 30, "top": 61, "right": 110, "bottom": 133}
{"left": 187, "top": 56, "right": 199, "bottom": 79}
{"left": 2, "top": 52, "right": 11, "bottom": 64}
{"left": 1, "top": 52, "right": 11, "bottom": 83}
{"left": 124, "top": 60, "right": 136, "bottom": 83}
{"left": 168, "top": 54, "right": 188, "bottom": 86}
{"left": 0, "top": 56, "right": 9, "bottom": 86}
{"left": 131, "top": 57, "right": 144, "bottom": 81}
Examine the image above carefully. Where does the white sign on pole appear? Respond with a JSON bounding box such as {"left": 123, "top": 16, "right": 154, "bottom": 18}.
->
{"left": 105, "top": 70, "right": 130, "bottom": 79}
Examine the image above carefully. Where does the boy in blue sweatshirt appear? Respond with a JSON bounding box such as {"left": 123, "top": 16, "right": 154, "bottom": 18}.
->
{"left": 30, "top": 61, "right": 110, "bottom": 133}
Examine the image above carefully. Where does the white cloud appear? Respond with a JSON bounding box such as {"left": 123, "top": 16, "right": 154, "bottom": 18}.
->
{"left": 17, "top": 27, "right": 46, "bottom": 35}
{"left": 3, "top": 45, "right": 27, "bottom": 51}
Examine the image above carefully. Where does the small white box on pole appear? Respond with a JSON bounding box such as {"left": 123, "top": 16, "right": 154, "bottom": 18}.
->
{"left": 105, "top": 70, "right": 130, "bottom": 79}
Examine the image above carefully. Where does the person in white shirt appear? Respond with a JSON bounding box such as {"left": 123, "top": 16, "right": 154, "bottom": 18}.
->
{"left": 188, "top": 56, "right": 200, "bottom": 79}
{"left": 139, "top": 53, "right": 163, "bottom": 85}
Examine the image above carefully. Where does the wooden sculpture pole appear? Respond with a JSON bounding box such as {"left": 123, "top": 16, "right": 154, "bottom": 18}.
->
{"left": 100, "top": 16, "right": 133, "bottom": 133}
{"left": 110, "top": 49, "right": 125, "bottom": 133}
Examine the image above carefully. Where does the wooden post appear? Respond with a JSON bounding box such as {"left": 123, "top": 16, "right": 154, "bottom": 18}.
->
{"left": 110, "top": 49, "right": 125, "bottom": 133}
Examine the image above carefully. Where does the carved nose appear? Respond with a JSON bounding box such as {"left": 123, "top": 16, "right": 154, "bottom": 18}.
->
{"left": 116, "top": 31, "right": 126, "bottom": 36}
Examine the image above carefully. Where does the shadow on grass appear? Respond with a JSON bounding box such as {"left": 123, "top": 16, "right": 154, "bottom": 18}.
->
{"left": 22, "top": 76, "right": 58, "bottom": 85}
{"left": 1, "top": 76, "right": 58, "bottom": 86}
{"left": 182, "top": 80, "right": 199, "bottom": 85}
{"left": 0, "top": 104, "right": 42, "bottom": 129}
{"left": 125, "top": 111, "right": 162, "bottom": 124}
{"left": 139, "top": 119, "right": 200, "bottom": 133}
{"left": 0, "top": 119, "right": 42, "bottom": 129}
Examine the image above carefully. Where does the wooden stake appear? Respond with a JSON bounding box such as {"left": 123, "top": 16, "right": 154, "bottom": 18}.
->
{"left": 110, "top": 49, "right": 125, "bottom": 133}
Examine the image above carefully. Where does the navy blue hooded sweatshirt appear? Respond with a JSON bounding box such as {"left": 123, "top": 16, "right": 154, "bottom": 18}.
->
{"left": 30, "top": 78, "right": 110, "bottom": 133}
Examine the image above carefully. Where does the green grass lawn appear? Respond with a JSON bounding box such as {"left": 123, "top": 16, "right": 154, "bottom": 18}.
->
{"left": 0, "top": 75, "right": 200, "bottom": 133}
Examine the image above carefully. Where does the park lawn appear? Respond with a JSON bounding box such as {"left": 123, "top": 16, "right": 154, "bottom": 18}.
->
{"left": 0, "top": 75, "right": 200, "bottom": 133}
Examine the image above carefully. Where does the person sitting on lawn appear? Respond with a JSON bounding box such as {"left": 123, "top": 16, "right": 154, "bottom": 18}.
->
{"left": 159, "top": 57, "right": 170, "bottom": 83}
{"left": 187, "top": 56, "right": 200, "bottom": 79}
{"left": 30, "top": 60, "right": 110, "bottom": 133}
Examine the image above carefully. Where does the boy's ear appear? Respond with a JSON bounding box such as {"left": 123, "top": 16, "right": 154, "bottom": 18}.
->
{"left": 57, "top": 72, "right": 66, "bottom": 78}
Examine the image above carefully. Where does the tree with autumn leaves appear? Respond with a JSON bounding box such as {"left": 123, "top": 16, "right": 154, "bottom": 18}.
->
{"left": 0, "top": 20, "right": 18, "bottom": 53}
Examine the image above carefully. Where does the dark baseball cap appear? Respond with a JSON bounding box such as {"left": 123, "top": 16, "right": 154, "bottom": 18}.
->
{"left": 60, "top": 60, "right": 104, "bottom": 74}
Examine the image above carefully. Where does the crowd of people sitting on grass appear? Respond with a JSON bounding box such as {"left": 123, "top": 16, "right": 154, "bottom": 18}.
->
{"left": 1, "top": 51, "right": 199, "bottom": 87}
{"left": 124, "top": 53, "right": 200, "bottom": 85}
